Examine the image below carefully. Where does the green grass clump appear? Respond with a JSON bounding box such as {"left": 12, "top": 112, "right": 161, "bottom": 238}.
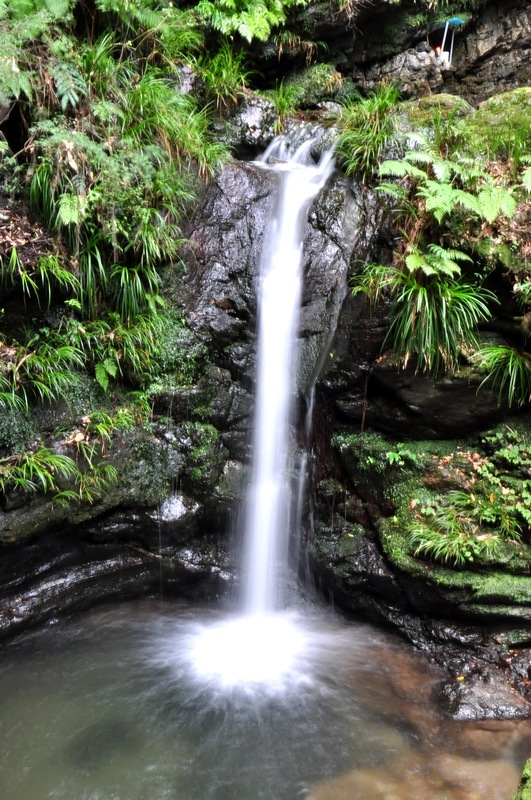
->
{"left": 337, "top": 82, "right": 400, "bottom": 183}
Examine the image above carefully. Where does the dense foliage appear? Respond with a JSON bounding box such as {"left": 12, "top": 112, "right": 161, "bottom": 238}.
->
{"left": 0, "top": 0, "right": 306, "bottom": 505}
{"left": 1, "top": 1, "right": 530, "bottom": 538}
{"left": 345, "top": 94, "right": 531, "bottom": 405}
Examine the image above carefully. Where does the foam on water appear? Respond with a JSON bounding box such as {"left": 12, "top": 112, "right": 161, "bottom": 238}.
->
{"left": 185, "top": 612, "right": 311, "bottom": 690}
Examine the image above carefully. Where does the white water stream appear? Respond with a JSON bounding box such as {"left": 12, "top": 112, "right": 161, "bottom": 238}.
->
{"left": 242, "top": 139, "right": 334, "bottom": 615}
{"left": 183, "top": 138, "right": 335, "bottom": 689}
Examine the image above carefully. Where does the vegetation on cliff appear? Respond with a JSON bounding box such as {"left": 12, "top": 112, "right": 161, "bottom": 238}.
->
{"left": 0, "top": 0, "right": 307, "bottom": 507}
{"left": 342, "top": 88, "right": 531, "bottom": 407}
{"left": 0, "top": 2, "right": 530, "bottom": 555}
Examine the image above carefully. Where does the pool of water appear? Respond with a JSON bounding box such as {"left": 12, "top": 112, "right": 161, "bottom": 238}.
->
{"left": 0, "top": 600, "right": 528, "bottom": 800}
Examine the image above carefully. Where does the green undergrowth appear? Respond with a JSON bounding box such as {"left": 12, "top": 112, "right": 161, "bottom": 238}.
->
{"left": 0, "top": 0, "right": 302, "bottom": 514}
{"left": 334, "top": 422, "right": 531, "bottom": 579}
{"left": 347, "top": 88, "right": 531, "bottom": 409}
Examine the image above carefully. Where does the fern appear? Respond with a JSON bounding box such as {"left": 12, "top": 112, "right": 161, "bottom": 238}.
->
{"left": 57, "top": 192, "right": 80, "bottom": 226}
{"left": 380, "top": 136, "right": 518, "bottom": 228}
{"left": 196, "top": 0, "right": 307, "bottom": 43}
{"left": 0, "top": 40, "right": 34, "bottom": 105}
{"left": 95, "top": 358, "right": 117, "bottom": 392}
{"left": 477, "top": 186, "right": 516, "bottom": 223}
{"left": 418, "top": 181, "right": 460, "bottom": 223}
{"left": 51, "top": 61, "right": 87, "bottom": 111}
{"left": 379, "top": 160, "right": 425, "bottom": 180}
{"left": 94, "top": 0, "right": 162, "bottom": 32}
{"left": 404, "top": 244, "right": 472, "bottom": 278}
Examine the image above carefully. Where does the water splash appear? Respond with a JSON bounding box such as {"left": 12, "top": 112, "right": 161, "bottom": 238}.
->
{"left": 185, "top": 612, "right": 311, "bottom": 691}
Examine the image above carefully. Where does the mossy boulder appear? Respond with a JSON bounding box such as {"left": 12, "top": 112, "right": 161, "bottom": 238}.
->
{"left": 399, "top": 93, "right": 474, "bottom": 131}
{"left": 285, "top": 63, "right": 345, "bottom": 108}
{"left": 514, "top": 759, "right": 531, "bottom": 800}
{"left": 317, "top": 421, "right": 531, "bottom": 627}
{"left": 459, "top": 88, "right": 531, "bottom": 159}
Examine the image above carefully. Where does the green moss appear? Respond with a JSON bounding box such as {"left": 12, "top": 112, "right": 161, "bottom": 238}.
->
{"left": 378, "top": 517, "right": 423, "bottom": 574}
{"left": 182, "top": 421, "right": 221, "bottom": 483}
{"left": 400, "top": 93, "right": 473, "bottom": 130}
{"left": 514, "top": 759, "right": 531, "bottom": 800}
{"left": 122, "top": 432, "right": 182, "bottom": 506}
{"left": 152, "top": 309, "right": 210, "bottom": 388}
{"left": 0, "top": 409, "right": 38, "bottom": 454}
{"left": 339, "top": 525, "right": 366, "bottom": 558}
{"left": 346, "top": 421, "right": 531, "bottom": 590}
{"left": 459, "top": 88, "right": 531, "bottom": 159}
{"left": 60, "top": 371, "right": 104, "bottom": 416}
{"left": 332, "top": 428, "right": 391, "bottom": 474}
{"left": 285, "top": 63, "right": 344, "bottom": 108}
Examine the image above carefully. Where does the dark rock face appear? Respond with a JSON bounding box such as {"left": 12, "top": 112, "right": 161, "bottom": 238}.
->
{"left": 184, "top": 155, "right": 377, "bottom": 457}
{"left": 443, "top": 0, "right": 531, "bottom": 105}
{"left": 0, "top": 148, "right": 372, "bottom": 640}
{"left": 287, "top": 0, "right": 531, "bottom": 106}
{"left": 352, "top": 43, "right": 445, "bottom": 99}
{"left": 0, "top": 502, "right": 232, "bottom": 640}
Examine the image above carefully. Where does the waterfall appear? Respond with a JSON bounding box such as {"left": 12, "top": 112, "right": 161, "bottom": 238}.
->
{"left": 241, "top": 138, "right": 335, "bottom": 615}
{"left": 182, "top": 137, "right": 335, "bottom": 690}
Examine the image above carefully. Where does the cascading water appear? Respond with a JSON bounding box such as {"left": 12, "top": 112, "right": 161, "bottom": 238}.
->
{"left": 241, "top": 139, "right": 334, "bottom": 616}
{"left": 183, "top": 137, "right": 336, "bottom": 689}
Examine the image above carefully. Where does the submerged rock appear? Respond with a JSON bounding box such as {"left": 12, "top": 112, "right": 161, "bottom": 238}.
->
{"left": 437, "top": 673, "right": 531, "bottom": 721}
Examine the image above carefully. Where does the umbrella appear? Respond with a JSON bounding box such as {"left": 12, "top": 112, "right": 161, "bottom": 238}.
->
{"left": 440, "top": 17, "right": 465, "bottom": 65}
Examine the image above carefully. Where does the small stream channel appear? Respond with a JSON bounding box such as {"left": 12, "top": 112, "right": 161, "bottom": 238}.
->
{"left": 1, "top": 599, "right": 528, "bottom": 800}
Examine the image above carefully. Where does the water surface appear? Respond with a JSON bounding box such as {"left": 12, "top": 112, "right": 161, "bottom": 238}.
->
{"left": 0, "top": 600, "right": 527, "bottom": 800}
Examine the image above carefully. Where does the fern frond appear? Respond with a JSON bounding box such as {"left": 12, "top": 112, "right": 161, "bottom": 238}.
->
{"left": 418, "top": 181, "right": 455, "bottom": 223}
{"left": 379, "top": 160, "right": 425, "bottom": 180}
{"left": 427, "top": 244, "right": 472, "bottom": 263}
{"left": 51, "top": 62, "right": 88, "bottom": 111}
{"left": 374, "top": 182, "right": 407, "bottom": 200}
{"left": 57, "top": 192, "right": 80, "bottom": 226}
{"left": 452, "top": 189, "right": 480, "bottom": 215}
{"left": 522, "top": 167, "right": 531, "bottom": 192}
{"left": 477, "top": 186, "right": 516, "bottom": 224}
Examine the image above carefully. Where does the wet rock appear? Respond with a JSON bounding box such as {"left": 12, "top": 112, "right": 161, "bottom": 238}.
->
{"left": 437, "top": 670, "right": 531, "bottom": 720}
{"left": 219, "top": 93, "right": 278, "bottom": 156}
{"left": 147, "top": 492, "right": 200, "bottom": 527}
{"left": 366, "top": 360, "right": 503, "bottom": 438}
{"left": 353, "top": 44, "right": 445, "bottom": 99}
{"left": 184, "top": 154, "right": 372, "bottom": 396}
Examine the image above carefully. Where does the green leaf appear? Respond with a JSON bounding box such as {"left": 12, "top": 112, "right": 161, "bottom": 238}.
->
{"left": 57, "top": 192, "right": 80, "bottom": 226}
{"left": 103, "top": 357, "right": 117, "bottom": 378}
{"left": 95, "top": 361, "right": 110, "bottom": 391}
{"left": 522, "top": 167, "right": 531, "bottom": 192}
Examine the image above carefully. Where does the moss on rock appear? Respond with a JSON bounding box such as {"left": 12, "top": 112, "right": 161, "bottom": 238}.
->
{"left": 285, "top": 63, "right": 345, "bottom": 108}
{"left": 459, "top": 88, "right": 531, "bottom": 159}
{"left": 513, "top": 758, "right": 531, "bottom": 800}
{"left": 399, "top": 93, "right": 473, "bottom": 130}
{"left": 329, "top": 420, "right": 531, "bottom": 623}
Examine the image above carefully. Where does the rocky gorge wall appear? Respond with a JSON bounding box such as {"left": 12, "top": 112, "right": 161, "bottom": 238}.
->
{"left": 1, "top": 0, "right": 531, "bottom": 735}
